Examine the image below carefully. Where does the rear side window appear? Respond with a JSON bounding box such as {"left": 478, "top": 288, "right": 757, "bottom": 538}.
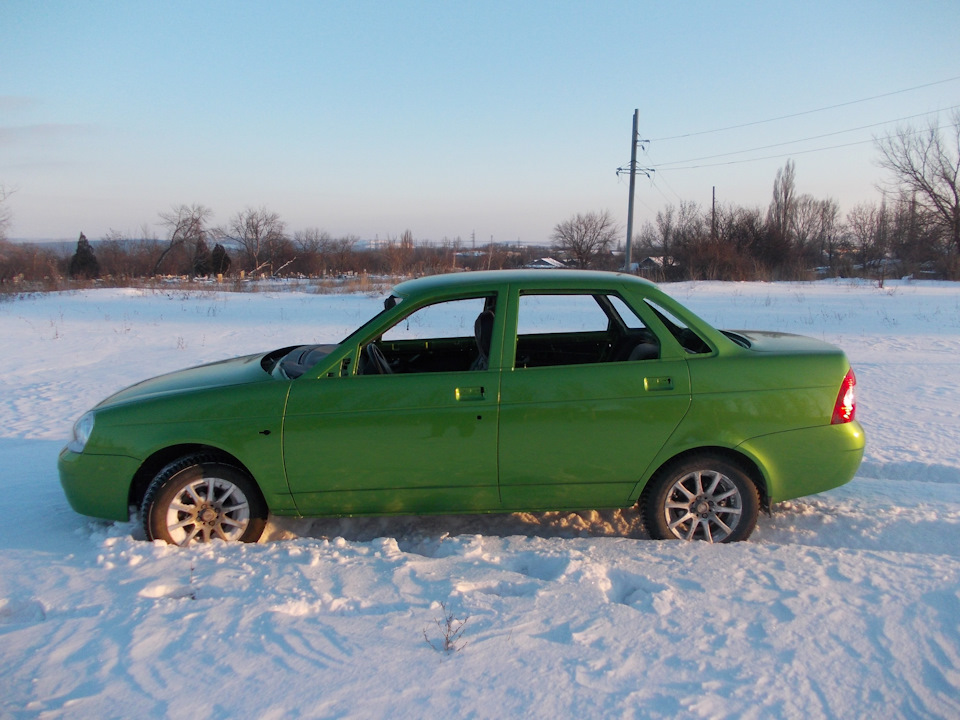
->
{"left": 514, "top": 293, "right": 660, "bottom": 368}
{"left": 516, "top": 294, "right": 610, "bottom": 335}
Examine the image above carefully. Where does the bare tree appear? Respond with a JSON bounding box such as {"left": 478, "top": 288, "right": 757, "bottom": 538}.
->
{"left": 0, "top": 235, "right": 63, "bottom": 284}
{"left": 155, "top": 204, "right": 212, "bottom": 275}
{"left": 383, "top": 230, "right": 415, "bottom": 275}
{"left": 221, "top": 207, "right": 289, "bottom": 275}
{"left": 0, "top": 184, "right": 15, "bottom": 243}
{"left": 876, "top": 111, "right": 960, "bottom": 256}
{"left": 889, "top": 195, "right": 942, "bottom": 272}
{"left": 192, "top": 236, "right": 212, "bottom": 276}
{"left": 756, "top": 160, "right": 799, "bottom": 275}
{"left": 655, "top": 204, "right": 675, "bottom": 273}
{"left": 0, "top": 185, "right": 26, "bottom": 284}
{"left": 675, "top": 201, "right": 704, "bottom": 244}
{"left": 293, "top": 228, "right": 331, "bottom": 275}
{"left": 672, "top": 201, "right": 718, "bottom": 279}
{"left": 815, "top": 198, "right": 843, "bottom": 271}
{"left": 791, "top": 194, "right": 820, "bottom": 263}
{"left": 329, "top": 235, "right": 358, "bottom": 275}
{"left": 97, "top": 229, "right": 131, "bottom": 278}
{"left": 847, "top": 201, "right": 890, "bottom": 275}
{"left": 767, "top": 159, "right": 797, "bottom": 246}
{"left": 715, "top": 204, "right": 766, "bottom": 279}
{"left": 717, "top": 204, "right": 764, "bottom": 256}
{"left": 551, "top": 210, "right": 619, "bottom": 268}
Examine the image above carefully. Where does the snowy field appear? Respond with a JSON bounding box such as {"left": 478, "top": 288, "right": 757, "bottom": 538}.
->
{"left": 1, "top": 278, "right": 959, "bottom": 719}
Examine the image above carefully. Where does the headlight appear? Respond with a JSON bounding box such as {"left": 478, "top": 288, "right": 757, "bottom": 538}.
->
{"left": 67, "top": 412, "right": 96, "bottom": 453}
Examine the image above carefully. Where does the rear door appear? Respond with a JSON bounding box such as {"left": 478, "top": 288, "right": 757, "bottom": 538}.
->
{"left": 497, "top": 290, "right": 691, "bottom": 510}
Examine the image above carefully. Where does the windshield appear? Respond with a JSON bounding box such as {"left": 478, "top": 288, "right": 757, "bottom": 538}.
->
{"left": 340, "top": 294, "right": 404, "bottom": 343}
{"left": 271, "top": 292, "right": 407, "bottom": 379}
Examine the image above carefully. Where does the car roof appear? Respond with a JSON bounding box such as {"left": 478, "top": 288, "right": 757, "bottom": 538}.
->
{"left": 392, "top": 269, "right": 657, "bottom": 298}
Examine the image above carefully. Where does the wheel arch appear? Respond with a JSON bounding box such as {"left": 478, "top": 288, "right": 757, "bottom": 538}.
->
{"left": 128, "top": 444, "right": 260, "bottom": 512}
{"left": 637, "top": 446, "right": 770, "bottom": 512}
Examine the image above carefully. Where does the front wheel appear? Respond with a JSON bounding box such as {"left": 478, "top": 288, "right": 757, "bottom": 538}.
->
{"left": 642, "top": 455, "right": 759, "bottom": 543}
{"left": 141, "top": 456, "right": 267, "bottom": 546}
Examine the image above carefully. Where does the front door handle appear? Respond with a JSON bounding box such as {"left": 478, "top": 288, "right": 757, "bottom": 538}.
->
{"left": 455, "top": 386, "right": 485, "bottom": 401}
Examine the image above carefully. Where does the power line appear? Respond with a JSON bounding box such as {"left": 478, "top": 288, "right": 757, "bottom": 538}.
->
{"left": 657, "top": 119, "right": 960, "bottom": 171}
{"left": 651, "top": 76, "right": 960, "bottom": 142}
{"left": 655, "top": 105, "right": 960, "bottom": 168}
{"left": 647, "top": 162, "right": 686, "bottom": 204}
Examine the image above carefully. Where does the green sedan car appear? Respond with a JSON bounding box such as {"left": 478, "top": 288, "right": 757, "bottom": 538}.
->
{"left": 59, "top": 270, "right": 864, "bottom": 545}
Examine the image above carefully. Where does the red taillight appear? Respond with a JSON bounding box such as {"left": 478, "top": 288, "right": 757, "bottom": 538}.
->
{"left": 831, "top": 369, "right": 857, "bottom": 424}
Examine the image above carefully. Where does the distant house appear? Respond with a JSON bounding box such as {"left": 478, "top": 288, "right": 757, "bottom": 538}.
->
{"left": 524, "top": 257, "right": 567, "bottom": 269}
{"left": 637, "top": 256, "right": 678, "bottom": 277}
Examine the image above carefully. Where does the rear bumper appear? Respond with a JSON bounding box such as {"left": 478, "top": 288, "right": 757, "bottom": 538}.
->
{"left": 737, "top": 421, "right": 865, "bottom": 504}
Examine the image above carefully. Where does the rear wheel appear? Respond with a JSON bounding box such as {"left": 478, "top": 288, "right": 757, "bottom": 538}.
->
{"left": 642, "top": 454, "right": 759, "bottom": 543}
{"left": 141, "top": 456, "right": 267, "bottom": 545}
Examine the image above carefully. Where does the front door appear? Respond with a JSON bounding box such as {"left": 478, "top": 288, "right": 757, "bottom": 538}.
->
{"left": 282, "top": 294, "right": 502, "bottom": 516}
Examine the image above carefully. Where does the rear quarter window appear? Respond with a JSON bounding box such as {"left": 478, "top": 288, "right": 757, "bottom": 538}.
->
{"left": 644, "top": 299, "right": 712, "bottom": 354}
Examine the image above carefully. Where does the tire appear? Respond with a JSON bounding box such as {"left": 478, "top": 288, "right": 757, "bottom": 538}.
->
{"left": 642, "top": 454, "right": 759, "bottom": 543}
{"left": 141, "top": 455, "right": 267, "bottom": 546}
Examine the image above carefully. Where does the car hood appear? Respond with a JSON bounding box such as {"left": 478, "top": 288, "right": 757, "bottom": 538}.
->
{"left": 96, "top": 353, "right": 273, "bottom": 409}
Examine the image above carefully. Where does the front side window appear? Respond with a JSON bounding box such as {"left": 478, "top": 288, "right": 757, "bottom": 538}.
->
{"left": 382, "top": 297, "right": 486, "bottom": 342}
{"left": 359, "top": 295, "right": 495, "bottom": 374}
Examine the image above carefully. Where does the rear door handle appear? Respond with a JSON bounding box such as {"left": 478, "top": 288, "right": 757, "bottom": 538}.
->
{"left": 644, "top": 376, "right": 674, "bottom": 391}
{"left": 455, "top": 386, "right": 485, "bottom": 401}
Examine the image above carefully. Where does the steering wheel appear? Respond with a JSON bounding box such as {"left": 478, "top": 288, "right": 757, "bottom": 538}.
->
{"left": 364, "top": 343, "right": 393, "bottom": 374}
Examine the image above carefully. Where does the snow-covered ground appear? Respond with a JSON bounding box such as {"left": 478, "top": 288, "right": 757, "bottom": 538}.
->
{"left": 1, "top": 279, "right": 959, "bottom": 719}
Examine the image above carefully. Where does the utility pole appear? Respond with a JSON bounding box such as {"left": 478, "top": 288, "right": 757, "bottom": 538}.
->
{"left": 617, "top": 109, "right": 653, "bottom": 272}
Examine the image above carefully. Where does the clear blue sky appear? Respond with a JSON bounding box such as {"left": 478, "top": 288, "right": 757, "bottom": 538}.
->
{"left": 3, "top": 0, "right": 959, "bottom": 245}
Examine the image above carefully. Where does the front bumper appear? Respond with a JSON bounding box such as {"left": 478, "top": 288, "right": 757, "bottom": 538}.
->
{"left": 58, "top": 447, "right": 142, "bottom": 522}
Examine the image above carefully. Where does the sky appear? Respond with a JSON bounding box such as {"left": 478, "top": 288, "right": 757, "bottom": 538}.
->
{"left": 2, "top": 0, "right": 959, "bottom": 246}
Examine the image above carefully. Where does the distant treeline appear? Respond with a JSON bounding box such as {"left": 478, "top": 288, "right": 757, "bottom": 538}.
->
{"left": 0, "top": 225, "right": 558, "bottom": 290}
{"left": 3, "top": 112, "right": 959, "bottom": 287}
{"left": 0, "top": 186, "right": 955, "bottom": 291}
